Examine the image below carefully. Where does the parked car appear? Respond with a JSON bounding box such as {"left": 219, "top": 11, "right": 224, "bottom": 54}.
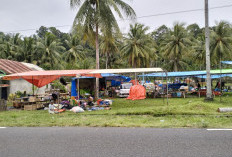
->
{"left": 119, "top": 83, "right": 133, "bottom": 98}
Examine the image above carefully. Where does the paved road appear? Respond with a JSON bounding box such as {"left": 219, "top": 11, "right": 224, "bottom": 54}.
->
{"left": 0, "top": 127, "right": 232, "bottom": 157}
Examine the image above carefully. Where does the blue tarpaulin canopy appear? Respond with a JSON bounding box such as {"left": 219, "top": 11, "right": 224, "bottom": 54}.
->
{"left": 139, "top": 69, "right": 232, "bottom": 78}
{"left": 73, "top": 73, "right": 131, "bottom": 82}
{"left": 196, "top": 74, "right": 232, "bottom": 79}
{"left": 71, "top": 73, "right": 131, "bottom": 96}
{"left": 221, "top": 61, "right": 232, "bottom": 65}
{"left": 140, "top": 71, "right": 206, "bottom": 77}
{"left": 76, "top": 73, "right": 120, "bottom": 79}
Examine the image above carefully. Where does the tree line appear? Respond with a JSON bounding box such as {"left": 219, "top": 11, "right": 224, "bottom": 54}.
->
{"left": 0, "top": 21, "right": 232, "bottom": 72}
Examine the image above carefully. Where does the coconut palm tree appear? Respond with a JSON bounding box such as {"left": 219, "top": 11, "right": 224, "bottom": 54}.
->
{"left": 193, "top": 33, "right": 206, "bottom": 70}
{"left": 161, "top": 23, "right": 192, "bottom": 71}
{"left": 20, "top": 37, "right": 36, "bottom": 63}
{"left": 70, "top": 0, "right": 135, "bottom": 68}
{"left": 36, "top": 33, "right": 65, "bottom": 70}
{"left": 63, "top": 35, "right": 84, "bottom": 69}
{"left": 100, "top": 33, "right": 120, "bottom": 69}
{"left": 121, "top": 23, "right": 156, "bottom": 68}
{"left": 0, "top": 42, "right": 14, "bottom": 60}
{"left": 210, "top": 21, "right": 232, "bottom": 67}
{"left": 70, "top": 0, "right": 136, "bottom": 98}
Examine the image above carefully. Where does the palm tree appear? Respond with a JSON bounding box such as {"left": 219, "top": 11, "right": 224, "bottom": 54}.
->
{"left": 0, "top": 42, "right": 14, "bottom": 60}
{"left": 63, "top": 35, "right": 84, "bottom": 69}
{"left": 161, "top": 23, "right": 192, "bottom": 71}
{"left": 36, "top": 33, "right": 65, "bottom": 70}
{"left": 20, "top": 37, "right": 36, "bottom": 63}
{"left": 0, "top": 33, "right": 23, "bottom": 61}
{"left": 70, "top": 0, "right": 135, "bottom": 68}
{"left": 10, "top": 33, "right": 23, "bottom": 61}
{"left": 70, "top": 0, "right": 136, "bottom": 98}
{"left": 193, "top": 33, "right": 206, "bottom": 70}
{"left": 121, "top": 23, "right": 156, "bottom": 68}
{"left": 100, "top": 33, "right": 119, "bottom": 69}
{"left": 210, "top": 21, "right": 232, "bottom": 67}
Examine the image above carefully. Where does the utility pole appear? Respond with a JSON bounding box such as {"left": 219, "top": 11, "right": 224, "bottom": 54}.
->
{"left": 205, "top": 0, "right": 213, "bottom": 100}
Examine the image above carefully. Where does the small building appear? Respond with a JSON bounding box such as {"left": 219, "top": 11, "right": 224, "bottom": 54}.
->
{"left": 0, "top": 59, "right": 47, "bottom": 100}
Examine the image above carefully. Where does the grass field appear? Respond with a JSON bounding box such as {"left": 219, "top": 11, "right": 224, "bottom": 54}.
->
{"left": 1, "top": 96, "right": 232, "bottom": 128}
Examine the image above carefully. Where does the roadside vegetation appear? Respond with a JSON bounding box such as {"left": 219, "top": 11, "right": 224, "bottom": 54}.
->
{"left": 0, "top": 21, "right": 232, "bottom": 71}
{"left": 1, "top": 97, "right": 232, "bottom": 128}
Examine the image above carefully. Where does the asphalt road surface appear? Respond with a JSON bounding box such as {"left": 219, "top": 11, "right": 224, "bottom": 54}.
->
{"left": 0, "top": 127, "right": 232, "bottom": 157}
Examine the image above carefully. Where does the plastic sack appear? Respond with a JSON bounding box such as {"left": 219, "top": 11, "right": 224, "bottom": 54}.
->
{"left": 70, "top": 106, "right": 84, "bottom": 113}
{"left": 104, "top": 99, "right": 113, "bottom": 105}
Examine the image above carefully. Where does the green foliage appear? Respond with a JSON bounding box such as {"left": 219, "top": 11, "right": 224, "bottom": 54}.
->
{"left": 15, "top": 91, "right": 23, "bottom": 98}
{"left": 80, "top": 89, "right": 91, "bottom": 95}
{"left": 121, "top": 23, "right": 156, "bottom": 68}
{"left": 8, "top": 93, "right": 16, "bottom": 101}
{"left": 51, "top": 80, "right": 66, "bottom": 92}
{"left": 210, "top": 21, "right": 232, "bottom": 65}
{"left": 161, "top": 23, "right": 192, "bottom": 71}
{"left": 0, "top": 20, "right": 232, "bottom": 72}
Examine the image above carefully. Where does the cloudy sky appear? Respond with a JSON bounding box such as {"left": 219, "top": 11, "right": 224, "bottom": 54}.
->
{"left": 0, "top": 0, "right": 231, "bottom": 36}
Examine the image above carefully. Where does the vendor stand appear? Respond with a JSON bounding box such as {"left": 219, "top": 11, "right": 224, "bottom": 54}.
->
{"left": 2, "top": 70, "right": 102, "bottom": 110}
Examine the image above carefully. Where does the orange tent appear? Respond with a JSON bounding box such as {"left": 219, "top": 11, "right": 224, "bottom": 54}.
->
{"left": 2, "top": 70, "right": 102, "bottom": 88}
{"left": 127, "top": 85, "right": 146, "bottom": 100}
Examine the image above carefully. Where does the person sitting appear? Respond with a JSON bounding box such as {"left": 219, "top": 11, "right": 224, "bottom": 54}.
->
{"left": 52, "top": 92, "right": 58, "bottom": 103}
{"left": 48, "top": 100, "right": 55, "bottom": 114}
{"left": 87, "top": 96, "right": 94, "bottom": 109}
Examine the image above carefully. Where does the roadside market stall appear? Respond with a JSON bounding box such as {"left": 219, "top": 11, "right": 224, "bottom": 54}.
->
{"left": 89, "top": 68, "right": 165, "bottom": 100}
{"left": 139, "top": 69, "right": 232, "bottom": 98}
{"left": 2, "top": 68, "right": 165, "bottom": 110}
{"left": 2, "top": 70, "right": 102, "bottom": 110}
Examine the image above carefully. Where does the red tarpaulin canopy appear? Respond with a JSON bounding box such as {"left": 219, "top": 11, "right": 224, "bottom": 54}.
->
{"left": 2, "top": 70, "right": 102, "bottom": 88}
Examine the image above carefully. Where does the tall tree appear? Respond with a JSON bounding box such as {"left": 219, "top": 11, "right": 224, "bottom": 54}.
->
{"left": 121, "top": 23, "right": 156, "bottom": 68}
{"left": 193, "top": 34, "right": 206, "bottom": 70}
{"left": 187, "top": 23, "right": 202, "bottom": 38}
{"left": 20, "top": 37, "right": 36, "bottom": 63}
{"left": 100, "top": 33, "right": 119, "bottom": 69}
{"left": 63, "top": 35, "right": 84, "bottom": 69}
{"left": 161, "top": 23, "right": 192, "bottom": 71}
{"left": 36, "top": 33, "right": 65, "bottom": 70}
{"left": 210, "top": 21, "right": 232, "bottom": 66}
{"left": 70, "top": 0, "right": 136, "bottom": 98}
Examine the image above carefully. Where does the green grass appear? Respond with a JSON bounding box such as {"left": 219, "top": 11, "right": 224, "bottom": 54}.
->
{"left": 1, "top": 97, "right": 232, "bottom": 128}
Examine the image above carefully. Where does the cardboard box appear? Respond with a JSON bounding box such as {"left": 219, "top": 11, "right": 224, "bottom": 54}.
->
{"left": 24, "top": 104, "right": 37, "bottom": 110}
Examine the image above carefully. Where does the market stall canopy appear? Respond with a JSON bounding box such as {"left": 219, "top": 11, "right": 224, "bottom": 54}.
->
{"left": 90, "top": 68, "right": 163, "bottom": 74}
{"left": 76, "top": 73, "right": 120, "bottom": 79}
{"left": 140, "top": 71, "right": 205, "bottom": 77}
{"left": 196, "top": 74, "right": 232, "bottom": 79}
{"left": 210, "top": 69, "right": 232, "bottom": 74}
{"left": 139, "top": 69, "right": 232, "bottom": 78}
{"left": 221, "top": 61, "right": 232, "bottom": 65}
{"left": 2, "top": 70, "right": 102, "bottom": 88}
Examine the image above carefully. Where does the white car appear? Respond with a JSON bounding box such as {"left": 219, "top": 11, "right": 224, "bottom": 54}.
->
{"left": 119, "top": 83, "right": 133, "bottom": 98}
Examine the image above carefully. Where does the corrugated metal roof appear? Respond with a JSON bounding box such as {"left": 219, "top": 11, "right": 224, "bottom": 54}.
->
{"left": 0, "top": 59, "right": 32, "bottom": 74}
{"left": 21, "top": 62, "right": 44, "bottom": 71}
